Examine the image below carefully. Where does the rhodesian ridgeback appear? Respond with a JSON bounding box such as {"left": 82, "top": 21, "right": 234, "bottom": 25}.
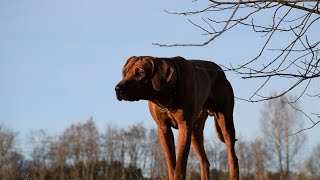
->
{"left": 115, "top": 56, "right": 239, "bottom": 180}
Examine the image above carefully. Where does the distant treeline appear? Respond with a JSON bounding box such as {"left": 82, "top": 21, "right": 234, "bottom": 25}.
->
{"left": 0, "top": 120, "right": 319, "bottom": 180}
{"left": 0, "top": 98, "right": 319, "bottom": 180}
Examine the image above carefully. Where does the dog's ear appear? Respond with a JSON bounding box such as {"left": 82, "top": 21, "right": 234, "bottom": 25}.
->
{"left": 152, "top": 59, "right": 175, "bottom": 91}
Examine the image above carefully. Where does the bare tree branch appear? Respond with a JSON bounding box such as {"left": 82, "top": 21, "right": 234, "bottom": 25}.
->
{"left": 154, "top": 0, "right": 320, "bottom": 132}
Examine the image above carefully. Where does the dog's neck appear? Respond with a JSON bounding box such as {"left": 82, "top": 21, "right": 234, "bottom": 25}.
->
{"left": 149, "top": 87, "right": 176, "bottom": 112}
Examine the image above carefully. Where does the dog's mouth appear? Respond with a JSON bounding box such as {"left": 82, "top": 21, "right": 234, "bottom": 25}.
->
{"left": 116, "top": 92, "right": 124, "bottom": 101}
{"left": 116, "top": 91, "right": 140, "bottom": 102}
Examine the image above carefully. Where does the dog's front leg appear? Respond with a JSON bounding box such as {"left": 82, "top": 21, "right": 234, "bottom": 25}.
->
{"left": 158, "top": 125, "right": 176, "bottom": 180}
{"left": 175, "top": 120, "right": 192, "bottom": 180}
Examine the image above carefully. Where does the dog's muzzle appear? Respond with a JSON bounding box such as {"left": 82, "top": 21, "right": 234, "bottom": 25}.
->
{"left": 115, "top": 84, "right": 125, "bottom": 101}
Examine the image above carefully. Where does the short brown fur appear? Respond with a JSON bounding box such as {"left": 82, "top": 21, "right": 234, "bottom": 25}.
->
{"left": 115, "top": 56, "right": 239, "bottom": 180}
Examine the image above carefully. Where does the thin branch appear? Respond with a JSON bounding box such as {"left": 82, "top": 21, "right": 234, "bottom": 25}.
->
{"left": 289, "top": 120, "right": 320, "bottom": 136}
{"left": 153, "top": 0, "right": 242, "bottom": 47}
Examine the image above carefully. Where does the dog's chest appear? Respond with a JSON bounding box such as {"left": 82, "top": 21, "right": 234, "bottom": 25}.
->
{"left": 168, "top": 118, "right": 178, "bottom": 129}
{"left": 167, "top": 111, "right": 184, "bottom": 129}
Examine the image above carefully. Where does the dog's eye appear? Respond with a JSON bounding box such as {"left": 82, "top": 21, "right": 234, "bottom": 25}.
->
{"left": 136, "top": 69, "right": 145, "bottom": 76}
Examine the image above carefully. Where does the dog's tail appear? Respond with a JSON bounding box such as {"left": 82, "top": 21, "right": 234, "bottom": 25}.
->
{"left": 214, "top": 118, "right": 225, "bottom": 143}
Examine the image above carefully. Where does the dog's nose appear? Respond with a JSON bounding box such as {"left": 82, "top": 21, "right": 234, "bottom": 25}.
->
{"left": 115, "top": 84, "right": 125, "bottom": 93}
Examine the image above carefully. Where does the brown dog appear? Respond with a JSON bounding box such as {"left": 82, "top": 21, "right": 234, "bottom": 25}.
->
{"left": 115, "top": 56, "right": 239, "bottom": 180}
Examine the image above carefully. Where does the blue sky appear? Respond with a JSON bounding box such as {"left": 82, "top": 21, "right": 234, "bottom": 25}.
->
{"left": 1, "top": 0, "right": 319, "bottom": 154}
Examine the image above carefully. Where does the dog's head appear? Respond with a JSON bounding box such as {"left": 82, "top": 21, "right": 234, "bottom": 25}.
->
{"left": 115, "top": 56, "right": 175, "bottom": 101}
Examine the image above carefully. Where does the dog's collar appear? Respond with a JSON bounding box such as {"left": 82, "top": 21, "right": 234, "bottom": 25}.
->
{"left": 157, "top": 58, "right": 180, "bottom": 112}
{"left": 157, "top": 90, "right": 176, "bottom": 112}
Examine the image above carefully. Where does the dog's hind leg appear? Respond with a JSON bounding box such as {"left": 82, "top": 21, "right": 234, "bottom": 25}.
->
{"left": 215, "top": 112, "right": 239, "bottom": 180}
